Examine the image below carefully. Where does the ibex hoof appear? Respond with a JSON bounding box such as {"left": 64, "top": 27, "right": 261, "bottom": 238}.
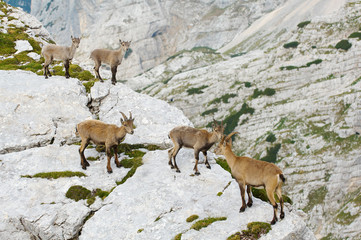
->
{"left": 116, "top": 163, "right": 122, "bottom": 168}
{"left": 45, "top": 76, "right": 48, "bottom": 79}
{"left": 66, "top": 76, "right": 70, "bottom": 79}
{"left": 280, "top": 212, "right": 285, "bottom": 219}
{"left": 194, "top": 171, "right": 200, "bottom": 176}
{"left": 239, "top": 207, "right": 245, "bottom": 212}
{"left": 107, "top": 169, "right": 113, "bottom": 174}
{"left": 247, "top": 202, "right": 253, "bottom": 207}
{"left": 82, "top": 166, "right": 87, "bottom": 170}
{"left": 271, "top": 219, "right": 277, "bottom": 225}
{"left": 206, "top": 165, "right": 211, "bottom": 169}
{"left": 176, "top": 169, "right": 181, "bottom": 173}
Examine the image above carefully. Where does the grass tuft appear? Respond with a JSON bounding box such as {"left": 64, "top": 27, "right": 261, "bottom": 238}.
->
{"left": 190, "top": 217, "right": 227, "bottom": 231}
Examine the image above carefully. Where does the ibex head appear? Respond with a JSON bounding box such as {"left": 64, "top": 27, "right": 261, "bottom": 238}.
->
{"left": 120, "top": 111, "right": 135, "bottom": 134}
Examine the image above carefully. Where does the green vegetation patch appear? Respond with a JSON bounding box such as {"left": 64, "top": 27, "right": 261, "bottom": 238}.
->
{"left": 223, "top": 102, "right": 255, "bottom": 135}
{"left": 209, "top": 93, "right": 237, "bottom": 105}
{"left": 22, "top": 171, "right": 86, "bottom": 179}
{"left": 297, "top": 20, "right": 311, "bottom": 28}
{"left": 252, "top": 88, "right": 276, "bottom": 99}
{"left": 280, "top": 59, "right": 322, "bottom": 71}
{"left": 174, "top": 233, "right": 182, "bottom": 240}
{"left": 190, "top": 217, "right": 227, "bottom": 231}
{"left": 66, "top": 185, "right": 111, "bottom": 205}
{"left": 187, "top": 85, "right": 208, "bottom": 95}
{"left": 335, "top": 210, "right": 360, "bottom": 225}
{"left": 215, "top": 157, "right": 231, "bottom": 174}
{"left": 335, "top": 40, "right": 352, "bottom": 51}
{"left": 303, "top": 186, "right": 328, "bottom": 212}
{"left": 261, "top": 143, "right": 281, "bottom": 163}
{"left": 66, "top": 185, "right": 91, "bottom": 202}
{"left": 201, "top": 108, "right": 218, "bottom": 116}
{"left": 252, "top": 188, "right": 292, "bottom": 205}
{"left": 348, "top": 32, "right": 361, "bottom": 40}
{"left": 186, "top": 214, "right": 199, "bottom": 222}
{"left": 266, "top": 132, "right": 276, "bottom": 143}
{"left": 283, "top": 41, "right": 299, "bottom": 49}
{"left": 228, "top": 222, "right": 271, "bottom": 240}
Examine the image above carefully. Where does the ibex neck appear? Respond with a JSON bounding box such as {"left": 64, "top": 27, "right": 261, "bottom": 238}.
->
{"left": 209, "top": 132, "right": 220, "bottom": 143}
{"left": 223, "top": 146, "right": 238, "bottom": 169}
{"left": 69, "top": 44, "right": 77, "bottom": 58}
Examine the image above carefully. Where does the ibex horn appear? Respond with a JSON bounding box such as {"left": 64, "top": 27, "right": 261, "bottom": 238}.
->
{"left": 120, "top": 111, "right": 128, "bottom": 121}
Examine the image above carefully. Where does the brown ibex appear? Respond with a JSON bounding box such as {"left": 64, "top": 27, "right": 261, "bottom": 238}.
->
{"left": 41, "top": 36, "right": 81, "bottom": 79}
{"left": 90, "top": 39, "right": 131, "bottom": 85}
{"left": 215, "top": 132, "right": 286, "bottom": 225}
{"left": 168, "top": 120, "right": 224, "bottom": 175}
{"left": 76, "top": 112, "right": 135, "bottom": 174}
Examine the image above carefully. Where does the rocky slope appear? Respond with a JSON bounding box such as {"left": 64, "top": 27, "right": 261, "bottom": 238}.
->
{"left": 0, "top": 3, "right": 314, "bottom": 240}
{"left": 29, "top": 0, "right": 288, "bottom": 79}
{"left": 129, "top": 0, "right": 361, "bottom": 239}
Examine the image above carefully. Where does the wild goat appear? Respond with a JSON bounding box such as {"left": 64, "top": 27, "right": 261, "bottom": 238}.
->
{"left": 90, "top": 39, "right": 131, "bottom": 85}
{"left": 168, "top": 120, "right": 224, "bottom": 175}
{"left": 76, "top": 112, "right": 135, "bottom": 174}
{"left": 41, "top": 36, "right": 81, "bottom": 79}
{"left": 215, "top": 132, "right": 286, "bottom": 225}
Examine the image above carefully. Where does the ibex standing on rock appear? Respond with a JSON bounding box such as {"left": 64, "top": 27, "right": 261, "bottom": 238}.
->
{"left": 76, "top": 112, "right": 135, "bottom": 174}
{"left": 90, "top": 40, "right": 131, "bottom": 85}
{"left": 168, "top": 120, "right": 224, "bottom": 175}
{"left": 41, "top": 36, "right": 81, "bottom": 79}
{"left": 215, "top": 132, "right": 286, "bottom": 225}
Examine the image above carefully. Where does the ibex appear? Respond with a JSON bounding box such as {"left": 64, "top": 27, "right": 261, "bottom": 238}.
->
{"left": 168, "top": 120, "right": 224, "bottom": 175}
{"left": 76, "top": 112, "right": 135, "bottom": 174}
{"left": 215, "top": 132, "right": 286, "bottom": 225}
{"left": 41, "top": 36, "right": 81, "bottom": 79}
{"left": 90, "top": 39, "right": 131, "bottom": 85}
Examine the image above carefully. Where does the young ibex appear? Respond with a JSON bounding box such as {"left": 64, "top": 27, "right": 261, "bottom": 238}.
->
{"left": 76, "top": 112, "right": 135, "bottom": 174}
{"left": 41, "top": 36, "right": 81, "bottom": 79}
{"left": 215, "top": 132, "right": 286, "bottom": 225}
{"left": 168, "top": 120, "right": 224, "bottom": 175}
{"left": 90, "top": 39, "right": 131, "bottom": 85}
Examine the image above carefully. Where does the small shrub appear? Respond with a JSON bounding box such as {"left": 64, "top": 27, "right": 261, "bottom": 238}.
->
{"left": 266, "top": 133, "right": 276, "bottom": 143}
{"left": 283, "top": 41, "right": 299, "bottom": 49}
{"left": 244, "top": 82, "right": 251, "bottom": 88}
{"left": 186, "top": 215, "right": 199, "bottom": 222}
{"left": 306, "top": 59, "right": 322, "bottom": 67}
{"left": 201, "top": 108, "right": 218, "bottom": 116}
{"left": 261, "top": 143, "right": 281, "bottom": 163}
{"left": 187, "top": 85, "right": 208, "bottom": 95}
{"left": 335, "top": 40, "right": 352, "bottom": 51}
{"left": 223, "top": 102, "right": 254, "bottom": 135}
{"left": 348, "top": 32, "right": 361, "bottom": 40}
{"left": 83, "top": 80, "right": 96, "bottom": 93}
{"left": 191, "top": 217, "right": 227, "bottom": 231}
{"left": 263, "top": 88, "right": 276, "bottom": 96}
{"left": 297, "top": 20, "right": 311, "bottom": 28}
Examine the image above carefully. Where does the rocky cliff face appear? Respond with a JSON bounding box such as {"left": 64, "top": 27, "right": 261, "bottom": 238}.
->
{"left": 130, "top": 0, "right": 361, "bottom": 239}
{"left": 29, "top": 0, "right": 287, "bottom": 79}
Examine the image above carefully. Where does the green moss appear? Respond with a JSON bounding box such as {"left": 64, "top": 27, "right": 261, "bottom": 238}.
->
{"left": 187, "top": 85, "right": 208, "bottom": 95}
{"left": 22, "top": 171, "right": 86, "bottom": 179}
{"left": 174, "top": 233, "right": 182, "bottom": 240}
{"left": 303, "top": 186, "right": 328, "bottom": 212}
{"left": 283, "top": 41, "right": 299, "bottom": 49}
{"left": 190, "top": 217, "right": 227, "bottom": 231}
{"left": 0, "top": 32, "right": 16, "bottom": 55}
{"left": 306, "top": 59, "right": 322, "bottom": 67}
{"left": 335, "top": 40, "right": 352, "bottom": 51}
{"left": 66, "top": 185, "right": 91, "bottom": 202}
{"left": 243, "top": 222, "right": 272, "bottom": 239}
{"left": 116, "top": 157, "right": 143, "bottom": 185}
{"left": 186, "top": 214, "right": 199, "bottom": 223}
{"left": 217, "top": 192, "right": 223, "bottom": 196}
{"left": 83, "top": 80, "right": 96, "bottom": 93}
{"left": 252, "top": 188, "right": 292, "bottom": 205}
{"left": 297, "top": 20, "right": 311, "bottom": 28}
